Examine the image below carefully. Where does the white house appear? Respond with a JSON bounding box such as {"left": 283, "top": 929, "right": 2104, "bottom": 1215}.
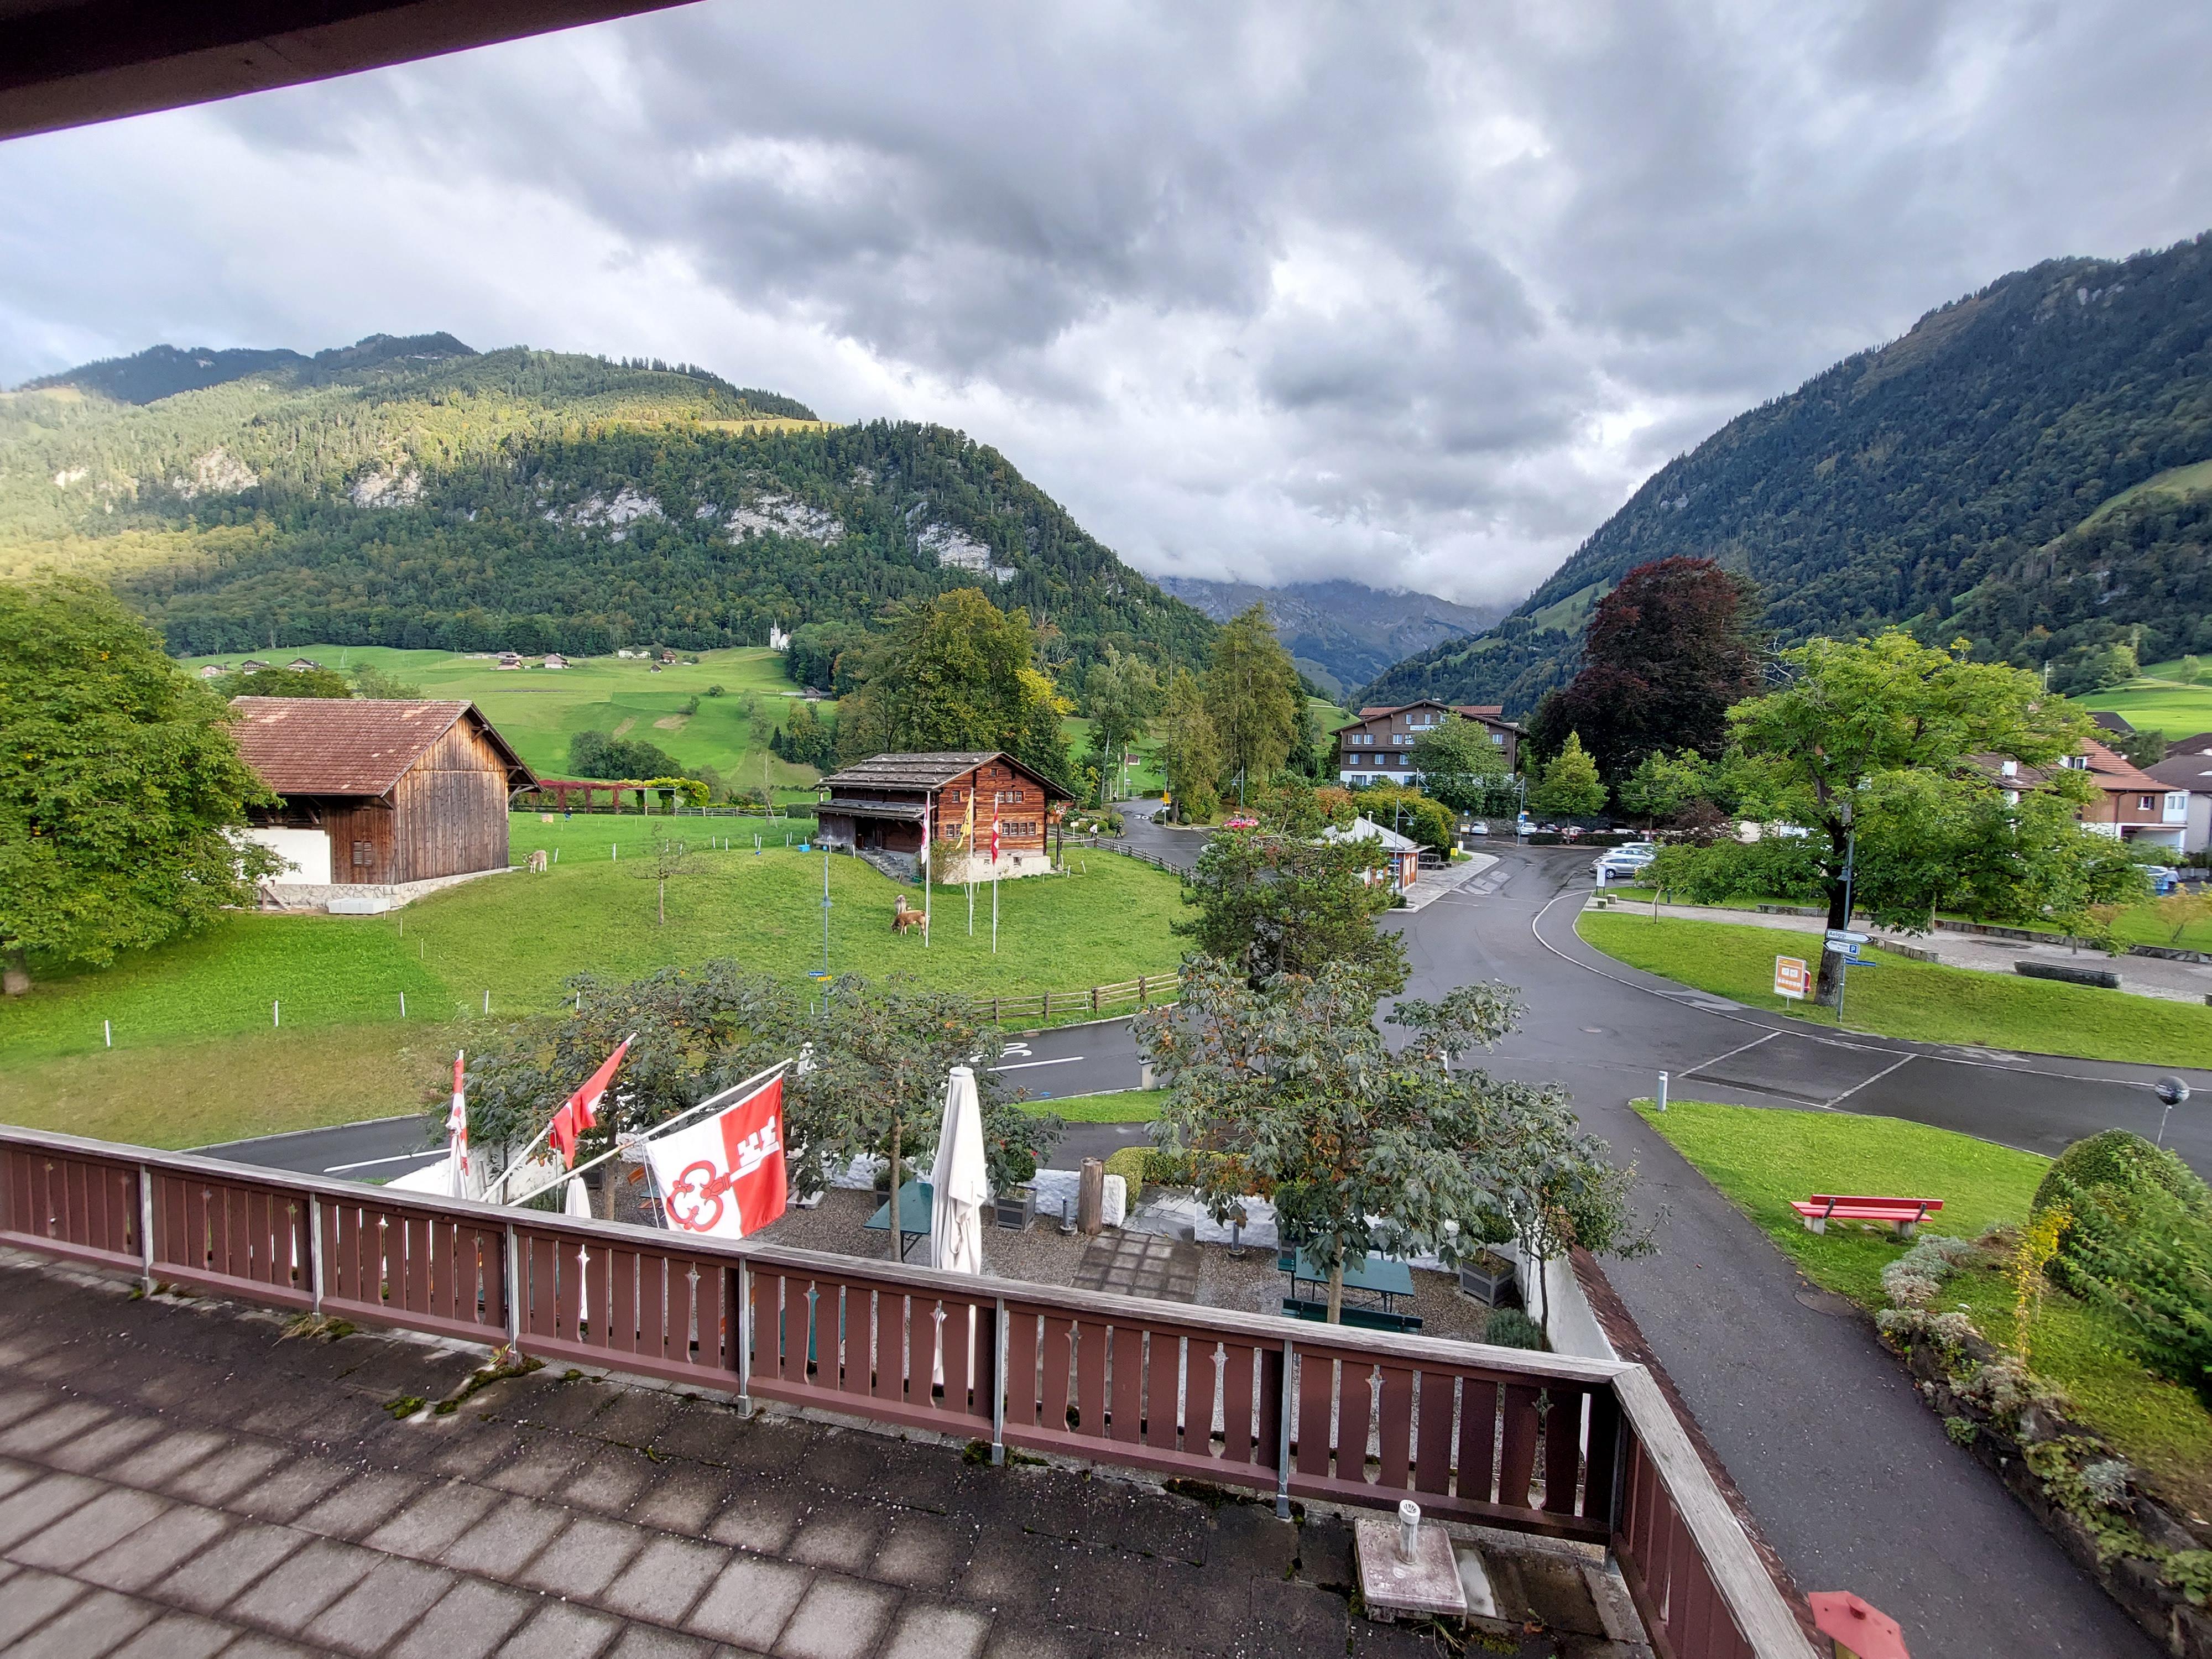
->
{"left": 2147, "top": 735, "right": 2212, "bottom": 855}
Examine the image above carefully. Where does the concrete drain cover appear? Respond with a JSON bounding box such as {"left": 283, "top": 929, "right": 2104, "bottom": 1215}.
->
{"left": 1073, "top": 1232, "right": 1201, "bottom": 1302}
{"left": 1794, "top": 1288, "right": 1858, "bottom": 1318}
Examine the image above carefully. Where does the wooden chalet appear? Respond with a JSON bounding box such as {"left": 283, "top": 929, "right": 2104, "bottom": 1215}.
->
{"left": 816, "top": 752, "right": 1072, "bottom": 883}
{"left": 231, "top": 698, "right": 535, "bottom": 886}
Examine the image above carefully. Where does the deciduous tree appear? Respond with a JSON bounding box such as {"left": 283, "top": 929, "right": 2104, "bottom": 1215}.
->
{"left": 0, "top": 580, "right": 278, "bottom": 995}
{"left": 1529, "top": 733, "right": 1605, "bottom": 817}
{"left": 1530, "top": 557, "right": 1765, "bottom": 780}
{"left": 1079, "top": 646, "right": 1162, "bottom": 805}
{"left": 836, "top": 589, "right": 1071, "bottom": 785}
{"left": 1206, "top": 604, "right": 1302, "bottom": 806}
{"left": 1159, "top": 669, "right": 1222, "bottom": 822}
{"left": 1408, "top": 714, "right": 1509, "bottom": 816}
{"left": 1730, "top": 629, "right": 2107, "bottom": 1002}
{"left": 1135, "top": 961, "right": 1647, "bottom": 1324}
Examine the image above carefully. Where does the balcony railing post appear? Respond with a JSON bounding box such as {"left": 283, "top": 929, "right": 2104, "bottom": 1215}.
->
{"left": 135, "top": 1165, "right": 154, "bottom": 1293}
{"left": 736, "top": 1259, "right": 753, "bottom": 1418}
{"left": 1276, "top": 1337, "right": 1295, "bottom": 1519}
{"left": 991, "top": 1294, "right": 1008, "bottom": 1465}
{"left": 307, "top": 1194, "right": 324, "bottom": 1313}
{"left": 503, "top": 1223, "right": 522, "bottom": 1354}
{"left": 1609, "top": 1395, "right": 1631, "bottom": 1542}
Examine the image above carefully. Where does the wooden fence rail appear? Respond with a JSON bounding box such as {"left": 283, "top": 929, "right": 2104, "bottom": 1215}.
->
{"left": 974, "top": 972, "right": 1178, "bottom": 1025}
{"left": 0, "top": 1127, "right": 1813, "bottom": 1659}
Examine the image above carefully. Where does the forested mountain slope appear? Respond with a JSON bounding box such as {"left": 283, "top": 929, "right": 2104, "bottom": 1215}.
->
{"left": 1157, "top": 575, "right": 1501, "bottom": 698}
{"left": 1362, "top": 231, "right": 2212, "bottom": 715}
{"left": 0, "top": 336, "right": 1213, "bottom": 669}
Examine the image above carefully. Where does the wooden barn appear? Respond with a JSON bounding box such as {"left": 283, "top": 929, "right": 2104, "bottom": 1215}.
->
{"left": 816, "top": 752, "right": 1072, "bottom": 884}
{"left": 230, "top": 698, "right": 535, "bottom": 888}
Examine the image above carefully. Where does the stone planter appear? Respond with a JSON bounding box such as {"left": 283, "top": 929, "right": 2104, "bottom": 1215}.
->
{"left": 1457, "top": 1249, "right": 1516, "bottom": 1306}
{"left": 992, "top": 1186, "right": 1036, "bottom": 1230}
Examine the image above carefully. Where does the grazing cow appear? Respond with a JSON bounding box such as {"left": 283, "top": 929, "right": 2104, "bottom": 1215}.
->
{"left": 893, "top": 895, "right": 924, "bottom": 933}
{"left": 526, "top": 849, "right": 549, "bottom": 873}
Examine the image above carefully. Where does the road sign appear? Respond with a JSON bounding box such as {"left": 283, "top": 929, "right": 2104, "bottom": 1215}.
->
{"left": 1774, "top": 956, "right": 1809, "bottom": 1000}
{"left": 1824, "top": 940, "right": 1860, "bottom": 960}
{"left": 1826, "top": 929, "right": 1868, "bottom": 945}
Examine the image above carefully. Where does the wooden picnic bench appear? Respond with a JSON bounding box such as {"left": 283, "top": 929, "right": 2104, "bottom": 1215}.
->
{"left": 1791, "top": 1193, "right": 1943, "bottom": 1238}
{"left": 1281, "top": 1297, "right": 1425, "bottom": 1334}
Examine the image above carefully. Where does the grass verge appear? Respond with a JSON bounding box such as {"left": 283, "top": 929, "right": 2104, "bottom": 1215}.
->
{"left": 1016, "top": 1089, "right": 1163, "bottom": 1122}
{"left": 1637, "top": 1098, "right": 2212, "bottom": 1514}
{"left": 0, "top": 1023, "right": 452, "bottom": 1149}
{"left": 1579, "top": 910, "right": 2212, "bottom": 1067}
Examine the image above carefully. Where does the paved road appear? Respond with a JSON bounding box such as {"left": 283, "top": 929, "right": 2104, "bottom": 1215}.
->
{"left": 1401, "top": 846, "right": 2173, "bottom": 1658}
{"left": 200, "top": 1024, "right": 1149, "bottom": 1178}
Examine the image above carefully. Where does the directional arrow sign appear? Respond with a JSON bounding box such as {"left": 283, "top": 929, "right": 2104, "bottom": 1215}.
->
{"left": 1826, "top": 929, "right": 1869, "bottom": 945}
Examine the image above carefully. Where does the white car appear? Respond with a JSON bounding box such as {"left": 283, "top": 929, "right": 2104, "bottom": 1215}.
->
{"left": 1592, "top": 843, "right": 1657, "bottom": 882}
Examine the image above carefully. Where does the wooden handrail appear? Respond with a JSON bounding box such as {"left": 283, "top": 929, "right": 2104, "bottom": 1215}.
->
{"left": 0, "top": 1123, "right": 1814, "bottom": 1659}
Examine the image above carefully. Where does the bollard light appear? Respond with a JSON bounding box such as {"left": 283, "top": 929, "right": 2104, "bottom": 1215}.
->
{"left": 1396, "top": 1499, "right": 1421, "bottom": 1564}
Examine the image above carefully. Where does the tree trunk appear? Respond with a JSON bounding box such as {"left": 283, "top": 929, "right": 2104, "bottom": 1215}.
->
{"left": 1813, "top": 830, "right": 1851, "bottom": 1006}
{"left": 658, "top": 878, "right": 666, "bottom": 926}
{"left": 2, "top": 942, "right": 28, "bottom": 998}
{"left": 1326, "top": 1262, "right": 1345, "bottom": 1324}
{"left": 886, "top": 1121, "right": 902, "bottom": 1262}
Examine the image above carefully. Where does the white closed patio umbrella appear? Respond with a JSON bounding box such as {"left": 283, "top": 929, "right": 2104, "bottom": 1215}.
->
{"left": 929, "top": 1066, "right": 989, "bottom": 1275}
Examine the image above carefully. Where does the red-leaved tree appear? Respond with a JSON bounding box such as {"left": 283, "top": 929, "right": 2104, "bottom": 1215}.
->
{"left": 1530, "top": 556, "right": 1764, "bottom": 782}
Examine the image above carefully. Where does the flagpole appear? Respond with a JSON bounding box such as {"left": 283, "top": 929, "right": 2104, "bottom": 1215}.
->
{"left": 505, "top": 1058, "right": 791, "bottom": 1209}
{"left": 922, "top": 794, "right": 931, "bottom": 947}
{"left": 489, "top": 1029, "right": 640, "bottom": 1203}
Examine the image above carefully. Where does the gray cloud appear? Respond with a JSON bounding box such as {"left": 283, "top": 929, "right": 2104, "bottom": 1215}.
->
{"left": 2, "top": 0, "right": 2209, "bottom": 607}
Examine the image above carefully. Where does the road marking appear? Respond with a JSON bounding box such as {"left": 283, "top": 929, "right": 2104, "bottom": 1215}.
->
{"left": 1679, "top": 1030, "right": 1777, "bottom": 1079}
{"left": 990, "top": 1056, "right": 1084, "bottom": 1072}
{"left": 1823, "top": 1053, "right": 1917, "bottom": 1108}
{"left": 323, "top": 1150, "right": 447, "bottom": 1173}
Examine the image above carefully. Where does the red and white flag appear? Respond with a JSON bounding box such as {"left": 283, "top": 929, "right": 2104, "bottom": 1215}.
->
{"left": 647, "top": 1077, "right": 787, "bottom": 1241}
{"left": 548, "top": 1037, "right": 632, "bottom": 1168}
{"left": 447, "top": 1051, "right": 470, "bottom": 1198}
{"left": 990, "top": 804, "right": 1000, "bottom": 863}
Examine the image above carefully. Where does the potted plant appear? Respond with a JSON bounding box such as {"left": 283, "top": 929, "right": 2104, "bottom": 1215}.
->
{"left": 1457, "top": 1248, "right": 1517, "bottom": 1306}
{"left": 986, "top": 1102, "right": 1062, "bottom": 1229}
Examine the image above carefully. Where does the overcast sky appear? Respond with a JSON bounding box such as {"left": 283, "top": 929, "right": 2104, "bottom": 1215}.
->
{"left": 2, "top": 1, "right": 2208, "bottom": 607}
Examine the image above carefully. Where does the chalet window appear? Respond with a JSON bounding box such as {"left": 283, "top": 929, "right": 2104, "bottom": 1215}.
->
{"left": 352, "top": 841, "right": 374, "bottom": 867}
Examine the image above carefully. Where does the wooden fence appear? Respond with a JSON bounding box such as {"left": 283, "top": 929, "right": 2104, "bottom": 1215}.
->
{"left": 973, "top": 972, "right": 1177, "bottom": 1025}
{"left": 0, "top": 1125, "right": 1813, "bottom": 1659}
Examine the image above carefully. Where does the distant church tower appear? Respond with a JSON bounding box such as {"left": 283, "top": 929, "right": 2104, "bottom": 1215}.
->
{"left": 768, "top": 622, "right": 791, "bottom": 651}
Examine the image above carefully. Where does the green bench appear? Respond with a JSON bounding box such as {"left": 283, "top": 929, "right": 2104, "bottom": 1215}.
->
{"left": 1280, "top": 1297, "right": 1424, "bottom": 1334}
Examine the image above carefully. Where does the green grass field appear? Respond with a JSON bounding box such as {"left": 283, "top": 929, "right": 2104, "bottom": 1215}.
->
{"left": 2074, "top": 670, "right": 2212, "bottom": 741}
{"left": 2, "top": 826, "right": 1190, "bottom": 1065}
{"left": 1016, "top": 1089, "right": 1164, "bottom": 1121}
{"left": 1578, "top": 910, "right": 2212, "bottom": 1067}
{"left": 180, "top": 643, "right": 827, "bottom": 792}
{"left": 1600, "top": 887, "right": 2212, "bottom": 954}
{"left": 1637, "top": 1099, "right": 2212, "bottom": 1511}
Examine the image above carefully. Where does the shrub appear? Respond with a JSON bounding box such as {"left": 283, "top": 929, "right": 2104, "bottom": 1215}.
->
{"left": 2046, "top": 1168, "right": 2212, "bottom": 1400}
{"left": 1481, "top": 1308, "right": 1548, "bottom": 1350}
{"left": 2032, "top": 1129, "right": 2211, "bottom": 1220}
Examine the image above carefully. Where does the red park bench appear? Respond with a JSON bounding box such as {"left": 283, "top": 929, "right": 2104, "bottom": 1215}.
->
{"left": 1791, "top": 1193, "right": 1944, "bottom": 1238}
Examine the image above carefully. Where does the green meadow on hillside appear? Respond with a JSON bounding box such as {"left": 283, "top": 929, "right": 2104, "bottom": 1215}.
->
{"left": 182, "top": 643, "right": 826, "bottom": 791}
{"left": 1, "top": 831, "right": 1188, "bottom": 1065}
{"left": 0, "top": 832, "right": 1190, "bottom": 1145}
{"left": 2077, "top": 667, "right": 2212, "bottom": 740}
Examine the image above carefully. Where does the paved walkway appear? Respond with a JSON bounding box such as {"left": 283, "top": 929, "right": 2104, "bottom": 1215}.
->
{"left": 1408, "top": 850, "right": 2162, "bottom": 1657}
{"left": 1593, "top": 896, "right": 2212, "bottom": 1005}
{"left": 0, "top": 1253, "right": 1632, "bottom": 1659}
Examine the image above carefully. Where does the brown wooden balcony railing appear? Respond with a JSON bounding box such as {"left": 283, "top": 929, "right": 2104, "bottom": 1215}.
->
{"left": 0, "top": 1126, "right": 1814, "bottom": 1659}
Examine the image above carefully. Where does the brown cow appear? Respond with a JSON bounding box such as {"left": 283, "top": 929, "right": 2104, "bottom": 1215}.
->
{"left": 893, "top": 895, "right": 924, "bottom": 933}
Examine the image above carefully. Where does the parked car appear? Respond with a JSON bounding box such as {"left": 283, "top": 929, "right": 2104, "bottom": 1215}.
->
{"left": 1223, "top": 814, "right": 1259, "bottom": 830}
{"left": 1463, "top": 820, "right": 1490, "bottom": 836}
{"left": 2145, "top": 865, "right": 2182, "bottom": 896}
{"left": 1593, "top": 843, "right": 1657, "bottom": 883}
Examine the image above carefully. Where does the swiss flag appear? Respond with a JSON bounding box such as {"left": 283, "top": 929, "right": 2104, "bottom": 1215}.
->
{"left": 646, "top": 1078, "right": 787, "bottom": 1240}
{"left": 548, "top": 1038, "right": 632, "bottom": 1168}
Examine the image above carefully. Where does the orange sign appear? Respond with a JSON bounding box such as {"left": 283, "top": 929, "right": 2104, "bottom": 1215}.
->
{"left": 1773, "top": 956, "right": 1809, "bottom": 1000}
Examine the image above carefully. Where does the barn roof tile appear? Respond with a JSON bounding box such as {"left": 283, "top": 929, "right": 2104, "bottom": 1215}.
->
{"left": 229, "top": 697, "right": 533, "bottom": 796}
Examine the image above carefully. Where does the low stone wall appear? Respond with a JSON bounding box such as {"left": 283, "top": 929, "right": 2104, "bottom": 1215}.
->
{"left": 258, "top": 865, "right": 514, "bottom": 913}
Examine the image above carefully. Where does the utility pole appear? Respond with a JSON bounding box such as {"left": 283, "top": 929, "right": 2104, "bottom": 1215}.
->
{"left": 1834, "top": 800, "right": 1857, "bottom": 1024}
{"left": 820, "top": 843, "right": 832, "bottom": 978}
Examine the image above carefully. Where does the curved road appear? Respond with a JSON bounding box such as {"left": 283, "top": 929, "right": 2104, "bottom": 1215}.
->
{"left": 207, "top": 815, "right": 2204, "bottom": 1655}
